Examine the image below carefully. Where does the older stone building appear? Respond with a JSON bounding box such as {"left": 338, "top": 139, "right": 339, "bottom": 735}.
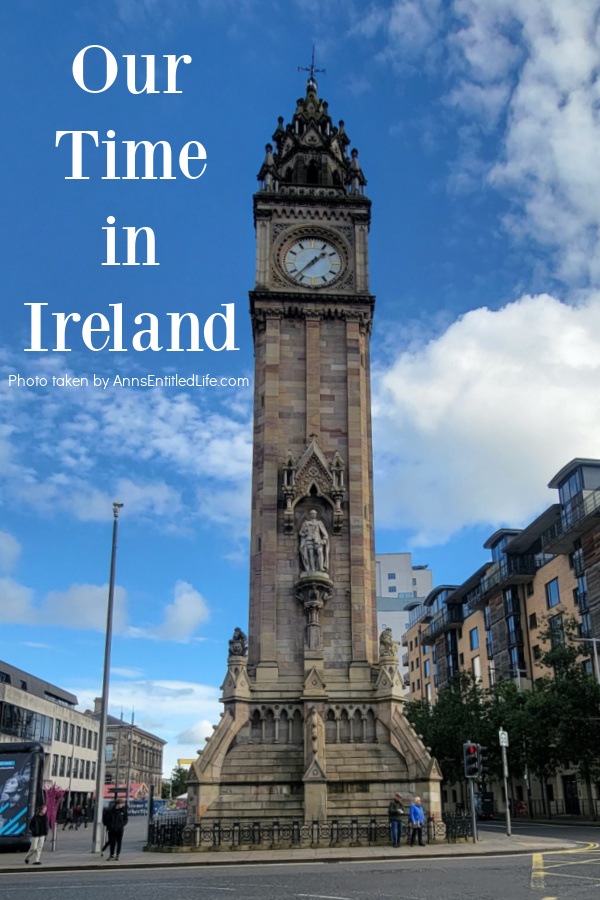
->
{"left": 188, "top": 71, "right": 442, "bottom": 826}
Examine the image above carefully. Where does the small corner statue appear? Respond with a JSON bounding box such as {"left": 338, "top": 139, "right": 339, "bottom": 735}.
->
{"left": 379, "top": 626, "right": 397, "bottom": 659}
{"left": 228, "top": 627, "right": 248, "bottom": 658}
{"left": 299, "top": 509, "right": 329, "bottom": 574}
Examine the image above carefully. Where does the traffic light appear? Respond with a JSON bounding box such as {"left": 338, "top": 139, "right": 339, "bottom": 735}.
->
{"left": 463, "top": 741, "right": 479, "bottom": 779}
{"left": 477, "top": 744, "right": 489, "bottom": 777}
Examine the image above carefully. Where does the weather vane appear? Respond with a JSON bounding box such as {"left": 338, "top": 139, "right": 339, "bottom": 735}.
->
{"left": 298, "top": 46, "right": 326, "bottom": 85}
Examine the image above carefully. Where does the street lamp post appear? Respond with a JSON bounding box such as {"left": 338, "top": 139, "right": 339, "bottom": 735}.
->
{"left": 92, "top": 502, "right": 123, "bottom": 854}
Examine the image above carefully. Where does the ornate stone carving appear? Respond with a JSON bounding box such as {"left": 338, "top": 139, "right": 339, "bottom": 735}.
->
{"left": 280, "top": 438, "right": 346, "bottom": 535}
{"left": 379, "top": 626, "right": 398, "bottom": 661}
{"left": 228, "top": 627, "right": 248, "bottom": 658}
{"left": 295, "top": 577, "right": 333, "bottom": 650}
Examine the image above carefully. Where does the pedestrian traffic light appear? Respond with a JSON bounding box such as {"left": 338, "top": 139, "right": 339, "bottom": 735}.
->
{"left": 477, "top": 744, "right": 489, "bottom": 777}
{"left": 463, "top": 741, "right": 479, "bottom": 779}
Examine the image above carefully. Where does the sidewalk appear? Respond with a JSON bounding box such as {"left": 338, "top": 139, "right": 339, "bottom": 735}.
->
{"left": 0, "top": 818, "right": 584, "bottom": 872}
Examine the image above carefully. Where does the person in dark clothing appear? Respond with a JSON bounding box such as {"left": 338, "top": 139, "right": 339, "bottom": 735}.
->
{"left": 105, "top": 799, "right": 128, "bottom": 860}
{"left": 388, "top": 792, "right": 405, "bottom": 847}
{"left": 24, "top": 804, "right": 49, "bottom": 865}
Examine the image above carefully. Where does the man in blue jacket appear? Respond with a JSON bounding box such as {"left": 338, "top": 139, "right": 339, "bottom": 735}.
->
{"left": 409, "top": 796, "right": 426, "bottom": 847}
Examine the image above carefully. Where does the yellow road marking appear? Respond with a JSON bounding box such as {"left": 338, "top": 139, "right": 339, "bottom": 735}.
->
{"left": 531, "top": 853, "right": 545, "bottom": 890}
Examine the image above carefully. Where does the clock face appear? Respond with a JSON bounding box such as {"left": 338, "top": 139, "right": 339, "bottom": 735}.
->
{"left": 283, "top": 237, "right": 343, "bottom": 287}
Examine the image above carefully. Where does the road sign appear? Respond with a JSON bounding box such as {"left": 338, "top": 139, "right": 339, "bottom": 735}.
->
{"left": 499, "top": 728, "right": 509, "bottom": 747}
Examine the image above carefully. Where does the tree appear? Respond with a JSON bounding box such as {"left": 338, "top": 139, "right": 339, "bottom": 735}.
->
{"left": 163, "top": 764, "right": 189, "bottom": 800}
{"left": 535, "top": 616, "right": 600, "bottom": 820}
{"left": 405, "top": 672, "right": 489, "bottom": 788}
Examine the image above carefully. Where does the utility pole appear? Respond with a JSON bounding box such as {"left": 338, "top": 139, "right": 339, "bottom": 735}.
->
{"left": 499, "top": 727, "right": 511, "bottom": 837}
{"left": 91, "top": 502, "right": 123, "bottom": 854}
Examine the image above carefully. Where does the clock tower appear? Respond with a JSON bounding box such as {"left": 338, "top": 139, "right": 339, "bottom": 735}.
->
{"left": 188, "top": 72, "right": 441, "bottom": 828}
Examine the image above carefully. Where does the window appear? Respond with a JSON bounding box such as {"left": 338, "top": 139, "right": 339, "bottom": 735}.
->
{"left": 85, "top": 760, "right": 91, "bottom": 779}
{"left": 529, "top": 612, "right": 537, "bottom": 629}
{"left": 62, "top": 721, "right": 68, "bottom": 742}
{"left": 388, "top": 587, "right": 396, "bottom": 593}
{"left": 387, "top": 573, "right": 396, "bottom": 580}
{"left": 412, "top": 578, "right": 417, "bottom": 586}
{"left": 549, "top": 613, "right": 564, "bottom": 647}
{"left": 424, "top": 660, "right": 430, "bottom": 678}
{"left": 545, "top": 578, "right": 560, "bottom": 609}
{"left": 73, "top": 758, "right": 79, "bottom": 779}
{"left": 91, "top": 762, "right": 96, "bottom": 780}
{"left": 472, "top": 656, "right": 481, "bottom": 680}
{"left": 59, "top": 756, "right": 66, "bottom": 777}
{"left": 533, "top": 644, "right": 541, "bottom": 661}
{"left": 55, "top": 719, "right": 61, "bottom": 741}
{"left": 82, "top": 728, "right": 87, "bottom": 747}
{"left": 69, "top": 723, "right": 74, "bottom": 744}
{"left": 469, "top": 627, "right": 479, "bottom": 651}
{"left": 51, "top": 755, "right": 58, "bottom": 776}
{"left": 66, "top": 756, "right": 72, "bottom": 777}
{"left": 75, "top": 726, "right": 81, "bottom": 746}
{"left": 93, "top": 732, "right": 97, "bottom": 751}
{"left": 558, "top": 468, "right": 583, "bottom": 505}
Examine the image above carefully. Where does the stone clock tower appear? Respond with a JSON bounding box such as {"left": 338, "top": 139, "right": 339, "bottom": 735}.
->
{"left": 188, "top": 72, "right": 441, "bottom": 828}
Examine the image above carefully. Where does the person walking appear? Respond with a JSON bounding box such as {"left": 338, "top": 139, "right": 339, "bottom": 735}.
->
{"left": 388, "top": 792, "right": 405, "bottom": 848}
{"left": 24, "top": 804, "right": 49, "bottom": 865}
{"left": 105, "top": 799, "right": 128, "bottom": 861}
{"left": 409, "top": 796, "right": 426, "bottom": 846}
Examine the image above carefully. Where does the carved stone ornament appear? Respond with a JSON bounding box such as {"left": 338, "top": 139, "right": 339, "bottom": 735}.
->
{"left": 295, "top": 578, "right": 333, "bottom": 651}
{"left": 228, "top": 627, "right": 248, "bottom": 658}
{"left": 379, "top": 626, "right": 398, "bottom": 661}
{"left": 281, "top": 437, "right": 346, "bottom": 534}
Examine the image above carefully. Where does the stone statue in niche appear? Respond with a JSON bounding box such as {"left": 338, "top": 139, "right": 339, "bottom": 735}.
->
{"left": 299, "top": 510, "right": 329, "bottom": 574}
{"left": 228, "top": 627, "right": 248, "bottom": 657}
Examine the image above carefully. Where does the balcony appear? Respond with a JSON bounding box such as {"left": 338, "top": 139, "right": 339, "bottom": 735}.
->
{"left": 403, "top": 672, "right": 410, "bottom": 688}
{"left": 421, "top": 607, "right": 464, "bottom": 645}
{"left": 576, "top": 590, "right": 590, "bottom": 613}
{"left": 540, "top": 488, "right": 600, "bottom": 553}
{"left": 402, "top": 652, "right": 409, "bottom": 667}
{"left": 479, "top": 556, "right": 536, "bottom": 597}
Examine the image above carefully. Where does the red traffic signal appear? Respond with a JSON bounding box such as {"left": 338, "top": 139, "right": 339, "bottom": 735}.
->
{"left": 463, "top": 741, "right": 479, "bottom": 778}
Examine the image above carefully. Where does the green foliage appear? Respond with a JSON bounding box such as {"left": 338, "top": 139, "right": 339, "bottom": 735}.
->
{"left": 171, "top": 764, "right": 190, "bottom": 797}
{"left": 405, "top": 630, "right": 600, "bottom": 817}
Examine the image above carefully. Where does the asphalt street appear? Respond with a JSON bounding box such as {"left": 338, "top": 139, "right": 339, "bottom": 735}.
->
{"left": 0, "top": 817, "right": 598, "bottom": 898}
{"left": 1, "top": 846, "right": 600, "bottom": 900}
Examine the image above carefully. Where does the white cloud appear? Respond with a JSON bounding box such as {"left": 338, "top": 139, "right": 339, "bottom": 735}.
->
{"left": 0, "top": 531, "right": 20, "bottom": 573}
{"left": 73, "top": 678, "right": 221, "bottom": 775}
{"left": 0, "top": 576, "right": 210, "bottom": 644}
{"left": 373, "top": 292, "right": 600, "bottom": 545}
{"left": 130, "top": 580, "right": 210, "bottom": 643}
{"left": 0, "top": 375, "right": 252, "bottom": 534}
{"left": 367, "top": 1, "right": 600, "bottom": 286}
{"left": 41, "top": 584, "right": 129, "bottom": 633}
{"left": 0, "top": 578, "right": 36, "bottom": 623}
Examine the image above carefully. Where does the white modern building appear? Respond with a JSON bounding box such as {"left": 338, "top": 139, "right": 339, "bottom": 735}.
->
{"left": 0, "top": 660, "right": 99, "bottom": 808}
{"left": 375, "top": 553, "right": 433, "bottom": 691}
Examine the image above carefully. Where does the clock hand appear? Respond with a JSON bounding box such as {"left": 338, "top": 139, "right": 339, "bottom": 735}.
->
{"left": 295, "top": 251, "right": 327, "bottom": 278}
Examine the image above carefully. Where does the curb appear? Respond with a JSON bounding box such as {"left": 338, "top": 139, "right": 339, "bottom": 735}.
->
{"left": 0, "top": 842, "right": 581, "bottom": 873}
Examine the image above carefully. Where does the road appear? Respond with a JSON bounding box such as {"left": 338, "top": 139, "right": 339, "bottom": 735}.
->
{"left": 1, "top": 822, "right": 599, "bottom": 900}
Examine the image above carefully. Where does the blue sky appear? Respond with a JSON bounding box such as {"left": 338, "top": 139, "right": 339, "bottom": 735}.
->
{"left": 2, "top": 0, "right": 600, "bottom": 775}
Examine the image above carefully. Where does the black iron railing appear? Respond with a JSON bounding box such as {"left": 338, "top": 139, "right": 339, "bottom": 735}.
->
{"left": 146, "top": 814, "right": 446, "bottom": 850}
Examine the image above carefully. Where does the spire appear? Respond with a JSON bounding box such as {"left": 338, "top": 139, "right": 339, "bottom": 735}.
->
{"left": 256, "top": 60, "right": 367, "bottom": 196}
{"left": 298, "top": 46, "right": 326, "bottom": 96}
